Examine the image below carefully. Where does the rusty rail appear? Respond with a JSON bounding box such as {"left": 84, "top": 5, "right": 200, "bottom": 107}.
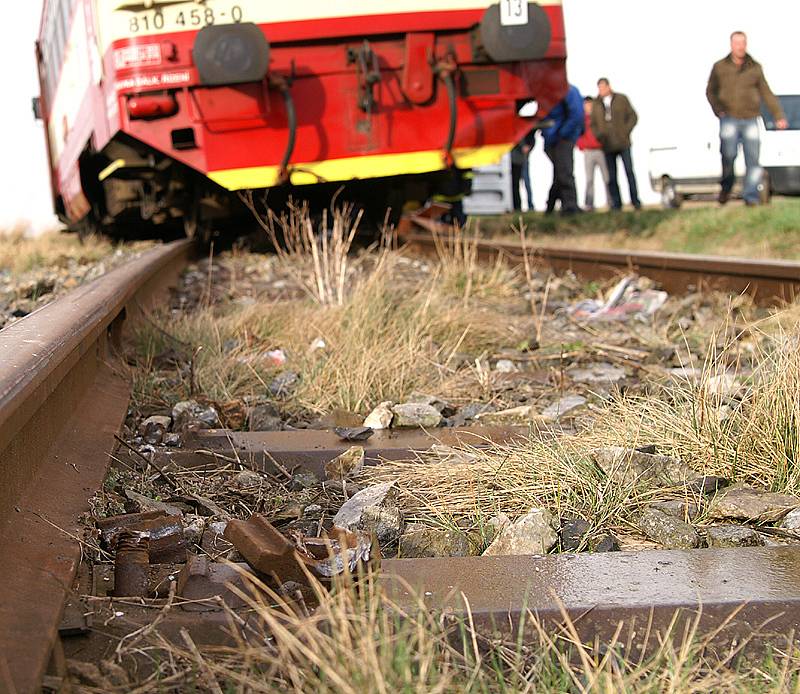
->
{"left": 0, "top": 239, "right": 194, "bottom": 694}
{"left": 383, "top": 547, "right": 800, "bottom": 655}
{"left": 399, "top": 219, "right": 800, "bottom": 304}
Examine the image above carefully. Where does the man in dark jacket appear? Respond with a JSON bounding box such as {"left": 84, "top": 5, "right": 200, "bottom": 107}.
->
{"left": 591, "top": 78, "right": 641, "bottom": 210}
{"left": 542, "top": 84, "right": 584, "bottom": 215}
{"left": 706, "top": 31, "right": 787, "bottom": 206}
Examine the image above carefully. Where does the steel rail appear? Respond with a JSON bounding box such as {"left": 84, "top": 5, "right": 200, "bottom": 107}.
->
{"left": 383, "top": 546, "right": 800, "bottom": 656}
{"left": 399, "top": 222, "right": 800, "bottom": 304}
{"left": 0, "top": 239, "right": 194, "bottom": 694}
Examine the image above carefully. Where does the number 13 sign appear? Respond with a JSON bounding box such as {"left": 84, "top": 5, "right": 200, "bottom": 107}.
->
{"left": 500, "top": 0, "right": 529, "bottom": 26}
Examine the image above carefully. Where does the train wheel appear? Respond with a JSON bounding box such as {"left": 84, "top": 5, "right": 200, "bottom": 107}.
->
{"left": 77, "top": 209, "right": 102, "bottom": 243}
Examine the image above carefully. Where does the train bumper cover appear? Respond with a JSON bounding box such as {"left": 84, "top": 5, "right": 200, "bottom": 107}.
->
{"left": 480, "top": 2, "right": 552, "bottom": 62}
{"left": 194, "top": 23, "right": 270, "bottom": 87}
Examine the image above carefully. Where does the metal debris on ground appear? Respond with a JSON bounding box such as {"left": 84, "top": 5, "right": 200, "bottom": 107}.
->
{"left": 223, "top": 513, "right": 375, "bottom": 583}
{"left": 569, "top": 275, "right": 668, "bottom": 321}
{"left": 333, "top": 425, "right": 374, "bottom": 442}
{"left": 96, "top": 510, "right": 187, "bottom": 564}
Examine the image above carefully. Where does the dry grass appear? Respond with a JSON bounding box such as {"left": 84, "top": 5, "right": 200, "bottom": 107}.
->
{"left": 361, "top": 304, "right": 800, "bottom": 544}
{"left": 252, "top": 203, "right": 378, "bottom": 306}
{"left": 129, "top": 210, "right": 526, "bottom": 418}
{"left": 432, "top": 225, "right": 522, "bottom": 302}
{"left": 0, "top": 229, "right": 119, "bottom": 275}
{"left": 130, "top": 250, "right": 517, "bottom": 417}
{"left": 78, "top": 569, "right": 800, "bottom": 693}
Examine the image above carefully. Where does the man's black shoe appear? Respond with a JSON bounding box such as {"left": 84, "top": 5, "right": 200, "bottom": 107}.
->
{"left": 718, "top": 191, "right": 730, "bottom": 205}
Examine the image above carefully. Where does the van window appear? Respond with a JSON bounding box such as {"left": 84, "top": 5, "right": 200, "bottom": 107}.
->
{"left": 762, "top": 95, "right": 800, "bottom": 130}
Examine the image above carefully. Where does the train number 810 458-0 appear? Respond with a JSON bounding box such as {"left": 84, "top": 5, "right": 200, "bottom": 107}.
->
{"left": 128, "top": 5, "right": 244, "bottom": 33}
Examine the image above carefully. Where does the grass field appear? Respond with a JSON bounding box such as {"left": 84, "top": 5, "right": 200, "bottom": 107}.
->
{"left": 475, "top": 198, "right": 800, "bottom": 260}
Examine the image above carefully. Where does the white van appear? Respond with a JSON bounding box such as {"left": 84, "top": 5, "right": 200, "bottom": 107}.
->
{"left": 649, "top": 94, "right": 800, "bottom": 208}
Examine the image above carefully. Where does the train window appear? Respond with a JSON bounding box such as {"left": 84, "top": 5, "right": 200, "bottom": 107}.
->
{"left": 42, "top": 0, "right": 71, "bottom": 100}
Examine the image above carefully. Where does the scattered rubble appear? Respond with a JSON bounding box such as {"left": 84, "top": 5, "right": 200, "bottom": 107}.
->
{"left": 364, "top": 402, "right": 394, "bottom": 430}
{"left": 324, "top": 446, "right": 365, "bottom": 480}
{"left": 541, "top": 395, "right": 586, "bottom": 422}
{"left": 708, "top": 485, "right": 800, "bottom": 523}
{"left": 569, "top": 275, "right": 668, "bottom": 322}
{"left": 332, "top": 482, "right": 404, "bottom": 545}
{"left": 494, "top": 359, "right": 518, "bottom": 373}
{"left": 592, "top": 447, "right": 695, "bottom": 487}
{"left": 269, "top": 371, "right": 299, "bottom": 397}
{"left": 559, "top": 517, "right": 591, "bottom": 552}
{"left": 483, "top": 509, "right": 557, "bottom": 556}
{"left": 568, "top": 363, "right": 626, "bottom": 385}
{"left": 780, "top": 508, "right": 800, "bottom": 530}
{"left": 706, "top": 525, "right": 764, "bottom": 548}
{"left": 399, "top": 527, "right": 470, "bottom": 558}
{"left": 334, "top": 426, "right": 374, "bottom": 442}
{"left": 172, "top": 400, "right": 221, "bottom": 430}
{"left": 638, "top": 507, "right": 700, "bottom": 549}
{"left": 391, "top": 402, "right": 442, "bottom": 428}
{"left": 475, "top": 405, "right": 537, "bottom": 425}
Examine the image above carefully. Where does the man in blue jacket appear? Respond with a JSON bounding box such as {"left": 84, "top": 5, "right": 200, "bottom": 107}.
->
{"left": 542, "top": 84, "right": 584, "bottom": 215}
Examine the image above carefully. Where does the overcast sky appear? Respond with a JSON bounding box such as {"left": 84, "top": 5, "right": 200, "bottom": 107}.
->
{"left": 1, "top": 1, "right": 797, "bottom": 231}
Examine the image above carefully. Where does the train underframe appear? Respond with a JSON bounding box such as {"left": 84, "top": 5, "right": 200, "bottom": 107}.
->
{"left": 76, "top": 133, "right": 470, "bottom": 242}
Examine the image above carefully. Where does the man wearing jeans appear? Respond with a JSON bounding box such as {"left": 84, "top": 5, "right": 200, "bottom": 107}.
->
{"left": 578, "top": 97, "right": 609, "bottom": 210}
{"left": 542, "top": 84, "right": 584, "bottom": 215}
{"left": 706, "top": 31, "right": 787, "bottom": 206}
{"left": 590, "top": 78, "right": 641, "bottom": 210}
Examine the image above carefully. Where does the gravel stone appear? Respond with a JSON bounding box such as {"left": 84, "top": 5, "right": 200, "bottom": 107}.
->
{"left": 592, "top": 447, "right": 695, "bottom": 487}
{"left": 391, "top": 403, "right": 442, "bottom": 428}
{"left": 639, "top": 507, "right": 700, "bottom": 549}
{"left": 483, "top": 508, "right": 557, "bottom": 557}
{"left": 399, "top": 528, "right": 470, "bottom": 558}
{"left": 706, "top": 525, "right": 764, "bottom": 548}
{"left": 709, "top": 484, "right": 800, "bottom": 523}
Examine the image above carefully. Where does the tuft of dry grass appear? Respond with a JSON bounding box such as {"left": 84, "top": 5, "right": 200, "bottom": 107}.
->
{"left": 129, "top": 260, "right": 516, "bottom": 417}
{"left": 431, "top": 225, "right": 522, "bottom": 302}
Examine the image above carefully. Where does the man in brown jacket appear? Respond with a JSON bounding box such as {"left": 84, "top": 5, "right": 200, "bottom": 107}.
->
{"left": 706, "top": 31, "right": 787, "bottom": 205}
{"left": 591, "top": 78, "right": 641, "bottom": 210}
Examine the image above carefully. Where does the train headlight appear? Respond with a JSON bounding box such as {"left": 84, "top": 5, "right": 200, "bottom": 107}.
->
{"left": 480, "top": 2, "right": 551, "bottom": 62}
{"left": 194, "top": 23, "right": 270, "bottom": 86}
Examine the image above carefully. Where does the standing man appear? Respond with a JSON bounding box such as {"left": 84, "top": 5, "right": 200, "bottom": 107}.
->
{"left": 510, "top": 129, "right": 536, "bottom": 211}
{"left": 542, "top": 84, "right": 584, "bottom": 215}
{"left": 706, "top": 31, "right": 787, "bottom": 206}
{"left": 577, "top": 96, "right": 610, "bottom": 211}
{"left": 591, "top": 78, "right": 641, "bottom": 210}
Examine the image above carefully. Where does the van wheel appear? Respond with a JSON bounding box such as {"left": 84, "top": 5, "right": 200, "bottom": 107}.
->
{"left": 758, "top": 170, "right": 771, "bottom": 205}
{"left": 660, "top": 177, "right": 682, "bottom": 209}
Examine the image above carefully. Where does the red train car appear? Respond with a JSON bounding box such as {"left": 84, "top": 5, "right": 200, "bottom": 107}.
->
{"left": 36, "top": 1, "right": 568, "bottom": 238}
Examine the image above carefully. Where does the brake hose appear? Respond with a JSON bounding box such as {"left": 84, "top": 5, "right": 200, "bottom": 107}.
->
{"left": 279, "top": 84, "right": 297, "bottom": 179}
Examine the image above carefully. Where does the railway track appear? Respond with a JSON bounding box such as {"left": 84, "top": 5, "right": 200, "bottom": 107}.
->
{"left": 3, "top": 227, "right": 800, "bottom": 691}
{"left": 399, "top": 214, "right": 800, "bottom": 305}
{"left": 0, "top": 240, "right": 194, "bottom": 693}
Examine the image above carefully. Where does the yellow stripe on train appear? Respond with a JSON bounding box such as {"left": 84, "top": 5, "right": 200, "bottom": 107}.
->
{"left": 208, "top": 143, "right": 513, "bottom": 190}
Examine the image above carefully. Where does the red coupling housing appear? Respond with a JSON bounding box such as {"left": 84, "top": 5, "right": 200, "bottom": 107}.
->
{"left": 127, "top": 94, "right": 178, "bottom": 120}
